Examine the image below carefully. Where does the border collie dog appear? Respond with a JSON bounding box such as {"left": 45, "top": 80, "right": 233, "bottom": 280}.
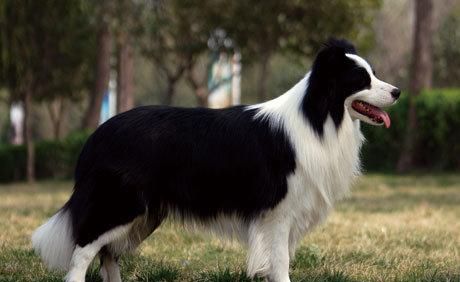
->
{"left": 32, "top": 39, "right": 400, "bottom": 282}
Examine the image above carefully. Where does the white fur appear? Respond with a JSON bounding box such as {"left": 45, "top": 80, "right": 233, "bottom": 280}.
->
{"left": 246, "top": 72, "right": 365, "bottom": 281}
{"left": 32, "top": 210, "right": 75, "bottom": 271}
{"left": 178, "top": 212, "right": 249, "bottom": 243}
{"left": 66, "top": 223, "right": 132, "bottom": 282}
{"left": 99, "top": 254, "right": 122, "bottom": 282}
{"left": 247, "top": 208, "right": 291, "bottom": 282}
{"left": 106, "top": 213, "right": 153, "bottom": 256}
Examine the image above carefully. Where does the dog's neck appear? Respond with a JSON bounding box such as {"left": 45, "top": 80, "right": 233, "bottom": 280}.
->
{"left": 301, "top": 72, "right": 349, "bottom": 137}
{"left": 251, "top": 73, "right": 359, "bottom": 138}
{"left": 250, "top": 74, "right": 364, "bottom": 207}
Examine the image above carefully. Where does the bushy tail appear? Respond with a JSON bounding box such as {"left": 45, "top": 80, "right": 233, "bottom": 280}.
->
{"left": 31, "top": 209, "right": 75, "bottom": 271}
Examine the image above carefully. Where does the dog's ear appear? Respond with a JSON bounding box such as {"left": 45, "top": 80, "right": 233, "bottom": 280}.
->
{"left": 323, "top": 38, "right": 356, "bottom": 54}
{"left": 311, "top": 38, "right": 356, "bottom": 76}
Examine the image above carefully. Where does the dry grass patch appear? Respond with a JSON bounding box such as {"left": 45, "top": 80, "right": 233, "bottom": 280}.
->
{"left": 0, "top": 175, "right": 459, "bottom": 281}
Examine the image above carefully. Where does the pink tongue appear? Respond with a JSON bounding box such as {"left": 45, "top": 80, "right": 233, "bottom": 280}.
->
{"left": 378, "top": 111, "right": 391, "bottom": 128}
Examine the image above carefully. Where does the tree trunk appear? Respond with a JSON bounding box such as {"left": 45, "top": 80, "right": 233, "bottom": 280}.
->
{"left": 257, "top": 52, "right": 271, "bottom": 102}
{"left": 186, "top": 68, "right": 208, "bottom": 107}
{"left": 47, "top": 97, "right": 65, "bottom": 140}
{"left": 195, "top": 87, "right": 208, "bottom": 107}
{"left": 116, "top": 32, "right": 134, "bottom": 113}
{"left": 82, "top": 20, "right": 112, "bottom": 130}
{"left": 397, "top": 0, "right": 434, "bottom": 172}
{"left": 409, "top": 0, "right": 434, "bottom": 93}
{"left": 163, "top": 78, "right": 176, "bottom": 105}
{"left": 24, "top": 87, "right": 35, "bottom": 183}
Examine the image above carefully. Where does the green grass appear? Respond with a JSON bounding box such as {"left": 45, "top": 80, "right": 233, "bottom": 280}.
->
{"left": 0, "top": 175, "right": 459, "bottom": 281}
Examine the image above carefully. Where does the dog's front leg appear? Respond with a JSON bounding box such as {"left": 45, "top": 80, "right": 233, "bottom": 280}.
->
{"left": 266, "top": 223, "right": 291, "bottom": 282}
{"left": 247, "top": 214, "right": 291, "bottom": 282}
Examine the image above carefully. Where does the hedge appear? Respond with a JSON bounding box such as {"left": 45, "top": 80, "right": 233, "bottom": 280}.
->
{"left": 361, "top": 89, "right": 460, "bottom": 171}
{"left": 0, "top": 89, "right": 458, "bottom": 182}
{"left": 0, "top": 131, "right": 90, "bottom": 182}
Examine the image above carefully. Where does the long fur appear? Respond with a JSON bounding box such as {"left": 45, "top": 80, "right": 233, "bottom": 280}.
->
{"left": 32, "top": 38, "right": 399, "bottom": 282}
{"left": 31, "top": 210, "right": 74, "bottom": 271}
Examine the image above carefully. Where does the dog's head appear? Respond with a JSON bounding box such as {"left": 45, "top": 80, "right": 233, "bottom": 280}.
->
{"left": 304, "top": 39, "right": 400, "bottom": 132}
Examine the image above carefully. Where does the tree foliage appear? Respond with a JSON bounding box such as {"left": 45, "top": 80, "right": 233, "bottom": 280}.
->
{"left": 139, "top": 0, "right": 216, "bottom": 104}
{"left": 0, "top": 0, "right": 97, "bottom": 181}
{"left": 139, "top": 0, "right": 381, "bottom": 102}
{"left": 218, "top": 0, "right": 380, "bottom": 100}
{"left": 221, "top": 0, "right": 380, "bottom": 62}
{"left": 0, "top": 0, "right": 96, "bottom": 101}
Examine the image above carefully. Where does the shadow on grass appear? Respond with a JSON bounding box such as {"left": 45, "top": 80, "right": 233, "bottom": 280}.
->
{"left": 395, "top": 270, "right": 460, "bottom": 282}
{"left": 292, "top": 270, "right": 358, "bottom": 282}
{"left": 2, "top": 248, "right": 460, "bottom": 282}
{"left": 196, "top": 268, "right": 261, "bottom": 282}
{"left": 291, "top": 246, "right": 357, "bottom": 282}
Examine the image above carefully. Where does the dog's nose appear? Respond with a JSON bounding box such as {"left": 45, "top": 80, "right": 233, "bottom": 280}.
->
{"left": 391, "top": 88, "right": 401, "bottom": 99}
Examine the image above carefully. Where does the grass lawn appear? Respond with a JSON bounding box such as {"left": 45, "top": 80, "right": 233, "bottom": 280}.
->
{"left": 0, "top": 174, "right": 459, "bottom": 281}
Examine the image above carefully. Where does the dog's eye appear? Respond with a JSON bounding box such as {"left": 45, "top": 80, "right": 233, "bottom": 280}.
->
{"left": 345, "top": 67, "right": 371, "bottom": 90}
{"left": 372, "top": 69, "right": 376, "bottom": 76}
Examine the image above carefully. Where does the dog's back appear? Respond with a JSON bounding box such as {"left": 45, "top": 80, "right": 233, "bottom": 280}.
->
{"left": 70, "top": 105, "right": 296, "bottom": 245}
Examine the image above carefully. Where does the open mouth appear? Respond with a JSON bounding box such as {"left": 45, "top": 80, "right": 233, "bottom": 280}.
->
{"left": 351, "top": 100, "right": 391, "bottom": 128}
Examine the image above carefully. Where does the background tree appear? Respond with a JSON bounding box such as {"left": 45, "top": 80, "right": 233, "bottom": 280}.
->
{"left": 433, "top": 6, "right": 460, "bottom": 88}
{"left": 140, "top": 0, "right": 211, "bottom": 105}
{"left": 139, "top": 0, "right": 380, "bottom": 105}
{"left": 221, "top": 0, "right": 380, "bottom": 102}
{"left": 0, "top": 0, "right": 96, "bottom": 181}
{"left": 114, "top": 0, "right": 138, "bottom": 113}
{"left": 82, "top": 0, "right": 113, "bottom": 130}
{"left": 37, "top": 2, "right": 96, "bottom": 139}
{"left": 220, "top": 1, "right": 285, "bottom": 102}
{"left": 397, "top": 0, "right": 434, "bottom": 172}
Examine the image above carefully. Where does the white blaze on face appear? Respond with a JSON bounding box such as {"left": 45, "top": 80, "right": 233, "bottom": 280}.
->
{"left": 344, "top": 54, "right": 399, "bottom": 128}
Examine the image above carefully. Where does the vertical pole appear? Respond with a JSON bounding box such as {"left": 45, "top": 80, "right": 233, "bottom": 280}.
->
{"left": 232, "top": 51, "right": 241, "bottom": 105}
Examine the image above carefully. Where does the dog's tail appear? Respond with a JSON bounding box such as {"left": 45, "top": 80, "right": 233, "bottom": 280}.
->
{"left": 31, "top": 209, "right": 75, "bottom": 271}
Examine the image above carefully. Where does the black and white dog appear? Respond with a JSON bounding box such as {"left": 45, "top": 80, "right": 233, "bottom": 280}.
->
{"left": 32, "top": 39, "right": 400, "bottom": 282}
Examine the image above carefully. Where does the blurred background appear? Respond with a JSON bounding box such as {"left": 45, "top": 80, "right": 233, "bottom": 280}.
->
{"left": 1, "top": 1, "right": 460, "bottom": 281}
{"left": 0, "top": 0, "right": 459, "bottom": 183}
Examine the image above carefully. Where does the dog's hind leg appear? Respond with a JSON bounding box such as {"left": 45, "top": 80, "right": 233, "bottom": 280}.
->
{"left": 98, "top": 208, "right": 167, "bottom": 282}
{"left": 65, "top": 224, "right": 132, "bottom": 282}
{"left": 99, "top": 248, "right": 122, "bottom": 282}
{"left": 66, "top": 245, "right": 101, "bottom": 282}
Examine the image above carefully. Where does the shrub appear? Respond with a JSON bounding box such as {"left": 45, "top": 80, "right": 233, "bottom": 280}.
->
{"left": 0, "top": 131, "right": 90, "bottom": 182}
{"left": 362, "top": 89, "right": 460, "bottom": 171}
{"left": 0, "top": 90, "right": 459, "bottom": 183}
{"left": 0, "top": 143, "right": 27, "bottom": 182}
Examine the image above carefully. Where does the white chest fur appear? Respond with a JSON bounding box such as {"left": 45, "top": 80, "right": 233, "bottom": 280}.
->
{"left": 250, "top": 76, "right": 364, "bottom": 256}
{"left": 283, "top": 112, "right": 363, "bottom": 254}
